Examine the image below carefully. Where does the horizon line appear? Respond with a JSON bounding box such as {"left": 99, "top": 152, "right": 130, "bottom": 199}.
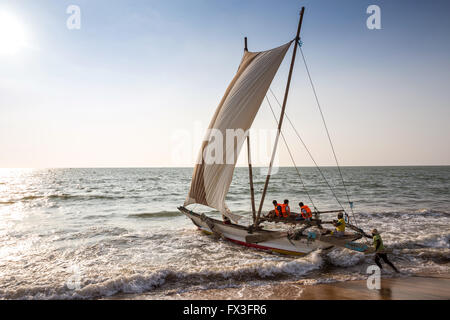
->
{"left": 1, "top": 164, "right": 449, "bottom": 170}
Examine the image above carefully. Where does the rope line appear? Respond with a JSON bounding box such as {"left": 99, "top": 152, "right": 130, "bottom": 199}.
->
{"left": 298, "top": 41, "right": 360, "bottom": 227}
{"left": 268, "top": 88, "right": 346, "bottom": 213}
{"left": 265, "top": 95, "right": 316, "bottom": 211}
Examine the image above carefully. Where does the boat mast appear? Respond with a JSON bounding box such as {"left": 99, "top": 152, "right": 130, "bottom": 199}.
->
{"left": 247, "top": 134, "right": 257, "bottom": 222}
{"left": 244, "top": 36, "right": 257, "bottom": 222}
{"left": 255, "top": 7, "right": 305, "bottom": 227}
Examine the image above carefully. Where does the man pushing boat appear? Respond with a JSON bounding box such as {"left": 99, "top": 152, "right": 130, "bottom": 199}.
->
{"left": 365, "top": 229, "right": 400, "bottom": 273}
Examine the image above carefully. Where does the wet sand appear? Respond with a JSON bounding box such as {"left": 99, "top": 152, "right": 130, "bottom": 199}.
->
{"left": 165, "top": 274, "right": 450, "bottom": 300}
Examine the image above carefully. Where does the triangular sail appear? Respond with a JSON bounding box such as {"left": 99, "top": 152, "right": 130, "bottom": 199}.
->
{"left": 184, "top": 41, "right": 292, "bottom": 222}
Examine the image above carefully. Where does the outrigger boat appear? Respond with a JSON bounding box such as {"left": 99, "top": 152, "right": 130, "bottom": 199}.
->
{"left": 178, "top": 7, "right": 372, "bottom": 256}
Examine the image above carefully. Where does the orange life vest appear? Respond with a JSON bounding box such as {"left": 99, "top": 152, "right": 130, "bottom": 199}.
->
{"left": 301, "top": 205, "right": 312, "bottom": 219}
{"left": 280, "top": 204, "right": 290, "bottom": 218}
{"left": 274, "top": 203, "right": 281, "bottom": 216}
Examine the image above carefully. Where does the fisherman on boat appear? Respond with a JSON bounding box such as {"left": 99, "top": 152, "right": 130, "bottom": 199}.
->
{"left": 298, "top": 202, "right": 312, "bottom": 221}
{"left": 267, "top": 200, "right": 282, "bottom": 218}
{"left": 328, "top": 212, "right": 346, "bottom": 237}
{"left": 365, "top": 229, "right": 400, "bottom": 273}
{"left": 280, "top": 199, "right": 290, "bottom": 218}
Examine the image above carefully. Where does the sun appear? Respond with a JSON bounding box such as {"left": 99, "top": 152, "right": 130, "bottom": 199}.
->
{"left": 0, "top": 10, "right": 28, "bottom": 56}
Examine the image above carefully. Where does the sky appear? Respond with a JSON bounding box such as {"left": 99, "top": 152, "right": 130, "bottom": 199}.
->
{"left": 0, "top": 0, "right": 449, "bottom": 168}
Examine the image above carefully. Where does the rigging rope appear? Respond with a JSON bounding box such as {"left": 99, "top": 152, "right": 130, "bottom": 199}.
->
{"left": 264, "top": 95, "right": 317, "bottom": 211}
{"left": 297, "top": 41, "right": 360, "bottom": 227}
{"left": 268, "top": 88, "right": 346, "bottom": 213}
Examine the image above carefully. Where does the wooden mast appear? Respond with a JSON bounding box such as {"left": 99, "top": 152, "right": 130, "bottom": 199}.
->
{"left": 247, "top": 135, "right": 256, "bottom": 222}
{"left": 244, "top": 36, "right": 257, "bottom": 222}
{"left": 255, "top": 7, "right": 305, "bottom": 227}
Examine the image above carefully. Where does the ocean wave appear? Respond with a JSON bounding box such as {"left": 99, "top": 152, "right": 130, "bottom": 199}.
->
{"left": 0, "top": 201, "right": 15, "bottom": 205}
{"left": 390, "top": 233, "right": 450, "bottom": 250}
{"left": 128, "top": 211, "right": 183, "bottom": 218}
{"left": 4, "top": 194, "right": 140, "bottom": 204}
{"left": 0, "top": 252, "right": 323, "bottom": 300}
{"left": 325, "top": 248, "right": 366, "bottom": 267}
{"left": 1, "top": 270, "right": 171, "bottom": 300}
{"left": 48, "top": 194, "right": 128, "bottom": 201}
{"left": 407, "top": 248, "right": 450, "bottom": 264}
{"left": 354, "top": 209, "right": 449, "bottom": 220}
{"left": 136, "top": 177, "right": 160, "bottom": 182}
{"left": 55, "top": 226, "right": 129, "bottom": 241}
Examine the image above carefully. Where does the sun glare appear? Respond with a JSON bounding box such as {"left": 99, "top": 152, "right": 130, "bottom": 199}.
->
{"left": 0, "top": 10, "right": 28, "bottom": 56}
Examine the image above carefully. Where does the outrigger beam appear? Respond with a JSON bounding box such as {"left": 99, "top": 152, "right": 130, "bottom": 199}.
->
{"left": 255, "top": 7, "right": 305, "bottom": 227}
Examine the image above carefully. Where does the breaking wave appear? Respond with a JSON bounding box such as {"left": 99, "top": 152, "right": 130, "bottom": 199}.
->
{"left": 325, "top": 248, "right": 366, "bottom": 267}
{"left": 390, "top": 233, "right": 450, "bottom": 250}
{"left": 0, "top": 251, "right": 323, "bottom": 300}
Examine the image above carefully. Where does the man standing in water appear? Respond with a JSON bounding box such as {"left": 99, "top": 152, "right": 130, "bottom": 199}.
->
{"left": 367, "top": 229, "right": 400, "bottom": 273}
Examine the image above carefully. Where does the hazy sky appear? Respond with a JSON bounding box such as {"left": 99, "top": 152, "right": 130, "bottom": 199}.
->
{"left": 0, "top": 0, "right": 449, "bottom": 168}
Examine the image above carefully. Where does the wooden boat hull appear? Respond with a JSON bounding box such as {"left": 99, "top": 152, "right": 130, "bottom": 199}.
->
{"left": 178, "top": 206, "right": 334, "bottom": 256}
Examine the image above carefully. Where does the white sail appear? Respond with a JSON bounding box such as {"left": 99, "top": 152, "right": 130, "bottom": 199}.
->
{"left": 184, "top": 41, "right": 292, "bottom": 222}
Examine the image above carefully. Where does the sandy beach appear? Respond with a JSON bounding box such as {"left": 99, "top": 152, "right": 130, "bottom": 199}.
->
{"left": 162, "top": 274, "right": 450, "bottom": 300}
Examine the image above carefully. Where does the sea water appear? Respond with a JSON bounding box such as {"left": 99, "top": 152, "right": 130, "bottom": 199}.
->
{"left": 0, "top": 167, "right": 448, "bottom": 299}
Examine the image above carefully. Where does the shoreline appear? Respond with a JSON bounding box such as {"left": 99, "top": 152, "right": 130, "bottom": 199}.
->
{"left": 122, "top": 273, "right": 450, "bottom": 300}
